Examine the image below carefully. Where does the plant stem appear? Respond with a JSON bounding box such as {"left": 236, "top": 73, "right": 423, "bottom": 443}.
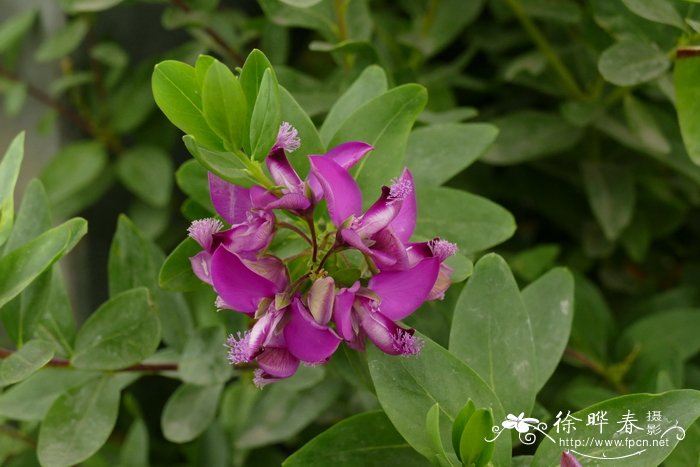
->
{"left": 170, "top": 0, "right": 245, "bottom": 65}
{"left": 305, "top": 212, "right": 319, "bottom": 263}
{"left": 504, "top": 0, "right": 586, "bottom": 100}
{"left": 277, "top": 222, "right": 313, "bottom": 245}
{"left": 0, "top": 65, "right": 124, "bottom": 154}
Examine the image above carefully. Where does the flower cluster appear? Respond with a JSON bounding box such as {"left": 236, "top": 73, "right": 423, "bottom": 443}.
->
{"left": 188, "top": 123, "right": 457, "bottom": 387}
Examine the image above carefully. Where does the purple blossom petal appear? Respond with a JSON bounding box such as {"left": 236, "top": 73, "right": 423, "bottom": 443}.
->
{"left": 245, "top": 256, "right": 288, "bottom": 291}
{"left": 262, "top": 192, "right": 311, "bottom": 211}
{"left": 214, "top": 211, "right": 274, "bottom": 258}
{"left": 389, "top": 168, "right": 416, "bottom": 242}
{"left": 333, "top": 283, "right": 359, "bottom": 341}
{"left": 208, "top": 173, "right": 252, "bottom": 224}
{"left": 368, "top": 257, "right": 441, "bottom": 320}
{"left": 211, "top": 248, "right": 285, "bottom": 313}
{"left": 308, "top": 142, "right": 374, "bottom": 202}
{"left": 355, "top": 302, "right": 422, "bottom": 356}
{"left": 308, "top": 276, "right": 335, "bottom": 324}
{"left": 427, "top": 263, "right": 453, "bottom": 301}
{"left": 253, "top": 369, "right": 282, "bottom": 388}
{"left": 309, "top": 156, "right": 362, "bottom": 227}
{"left": 249, "top": 186, "right": 278, "bottom": 209}
{"left": 560, "top": 451, "right": 583, "bottom": 467}
{"left": 257, "top": 346, "right": 300, "bottom": 378}
{"left": 284, "top": 298, "right": 342, "bottom": 363}
{"left": 353, "top": 187, "right": 402, "bottom": 238}
{"left": 266, "top": 147, "right": 303, "bottom": 192}
{"left": 370, "top": 228, "right": 410, "bottom": 271}
{"left": 190, "top": 251, "right": 213, "bottom": 285}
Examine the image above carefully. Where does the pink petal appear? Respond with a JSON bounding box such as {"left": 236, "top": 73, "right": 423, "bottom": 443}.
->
{"left": 307, "top": 276, "right": 335, "bottom": 325}
{"left": 284, "top": 298, "right": 342, "bottom": 364}
{"left": 208, "top": 173, "right": 251, "bottom": 224}
{"left": 355, "top": 302, "right": 421, "bottom": 356}
{"left": 368, "top": 257, "right": 441, "bottom": 320}
{"left": 333, "top": 285, "right": 358, "bottom": 341}
{"left": 256, "top": 346, "right": 300, "bottom": 378}
{"left": 388, "top": 168, "right": 416, "bottom": 242}
{"left": 189, "top": 251, "right": 213, "bottom": 285}
{"left": 308, "top": 156, "right": 362, "bottom": 227}
{"left": 308, "top": 142, "right": 373, "bottom": 202}
{"left": 266, "top": 147, "right": 303, "bottom": 192}
{"left": 210, "top": 248, "right": 284, "bottom": 314}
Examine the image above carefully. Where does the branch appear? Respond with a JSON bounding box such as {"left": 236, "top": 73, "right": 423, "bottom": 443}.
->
{"left": 504, "top": 0, "right": 586, "bottom": 100}
{"left": 0, "top": 65, "right": 124, "bottom": 154}
{"left": 170, "top": 0, "right": 245, "bottom": 65}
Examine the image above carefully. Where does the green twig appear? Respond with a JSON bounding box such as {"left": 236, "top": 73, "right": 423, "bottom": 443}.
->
{"left": 504, "top": 0, "right": 586, "bottom": 100}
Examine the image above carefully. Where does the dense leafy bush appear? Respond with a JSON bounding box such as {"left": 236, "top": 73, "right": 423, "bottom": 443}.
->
{"left": 1, "top": 0, "right": 700, "bottom": 465}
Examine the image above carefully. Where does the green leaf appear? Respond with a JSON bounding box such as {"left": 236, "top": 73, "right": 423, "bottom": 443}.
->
{"left": 320, "top": 65, "right": 388, "bottom": 146}
{"left": 0, "top": 132, "right": 24, "bottom": 248}
{"left": 482, "top": 111, "right": 582, "bottom": 165}
{"left": 406, "top": 123, "right": 498, "bottom": 186}
{"left": 159, "top": 237, "right": 204, "bottom": 291}
{"left": 622, "top": 0, "right": 686, "bottom": 29}
{"left": 249, "top": 68, "right": 281, "bottom": 160}
{"left": 175, "top": 159, "right": 214, "bottom": 213}
{"left": 459, "top": 409, "right": 494, "bottom": 467}
{"left": 510, "top": 244, "right": 561, "bottom": 282}
{"left": 71, "top": 287, "right": 161, "bottom": 370}
{"left": 450, "top": 254, "right": 537, "bottom": 415}
{"left": 119, "top": 419, "right": 149, "bottom": 467}
{"left": 0, "top": 368, "right": 97, "bottom": 421}
{"left": 0, "top": 339, "right": 54, "bottom": 387}
{"left": 116, "top": 145, "right": 173, "bottom": 207}
{"left": 237, "top": 369, "right": 343, "bottom": 448}
{"left": 452, "top": 400, "right": 475, "bottom": 458}
{"left": 152, "top": 60, "right": 223, "bottom": 150}
{"left": 161, "top": 383, "right": 223, "bottom": 443}
{"left": 675, "top": 49, "right": 700, "bottom": 165}
{"left": 522, "top": 268, "right": 574, "bottom": 391}
{"left": 598, "top": 40, "right": 670, "bottom": 86}
{"left": 531, "top": 390, "right": 700, "bottom": 466}
{"left": 183, "top": 135, "right": 255, "bottom": 187}
{"left": 521, "top": 0, "right": 581, "bottom": 23}
{"left": 1, "top": 180, "right": 75, "bottom": 349}
{"left": 280, "top": 0, "right": 322, "bottom": 6}
{"left": 367, "top": 335, "right": 511, "bottom": 465}
{"left": 239, "top": 49, "right": 274, "bottom": 120}
{"left": 406, "top": 0, "right": 484, "bottom": 56}
{"left": 0, "top": 217, "right": 86, "bottom": 309}
{"left": 426, "top": 403, "right": 454, "bottom": 467}
{"left": 283, "top": 411, "right": 431, "bottom": 467}
{"left": 330, "top": 85, "right": 427, "bottom": 204}
{"left": 415, "top": 187, "right": 515, "bottom": 254}
{"left": 569, "top": 273, "right": 614, "bottom": 363}
{"left": 178, "top": 326, "right": 232, "bottom": 385}
{"left": 108, "top": 215, "right": 193, "bottom": 351}
{"left": 581, "top": 161, "right": 636, "bottom": 241}
{"left": 38, "top": 375, "right": 121, "bottom": 467}
{"left": 623, "top": 94, "right": 671, "bottom": 155}
{"left": 59, "top": 0, "right": 124, "bottom": 12}
{"left": 34, "top": 18, "right": 89, "bottom": 62}
{"left": 40, "top": 141, "right": 108, "bottom": 214}
{"left": 3, "top": 81, "right": 27, "bottom": 117}
{"left": 0, "top": 9, "right": 37, "bottom": 54}
{"left": 280, "top": 86, "right": 324, "bottom": 176}
{"left": 202, "top": 59, "right": 247, "bottom": 149}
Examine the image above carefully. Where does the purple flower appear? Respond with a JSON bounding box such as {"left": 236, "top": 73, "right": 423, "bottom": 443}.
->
{"left": 309, "top": 159, "right": 417, "bottom": 270}
{"left": 184, "top": 120, "right": 459, "bottom": 386}
{"left": 560, "top": 451, "right": 583, "bottom": 467}
{"left": 210, "top": 247, "right": 287, "bottom": 315}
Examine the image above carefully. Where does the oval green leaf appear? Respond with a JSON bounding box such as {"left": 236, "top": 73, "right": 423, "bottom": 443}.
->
{"left": 71, "top": 287, "right": 161, "bottom": 370}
